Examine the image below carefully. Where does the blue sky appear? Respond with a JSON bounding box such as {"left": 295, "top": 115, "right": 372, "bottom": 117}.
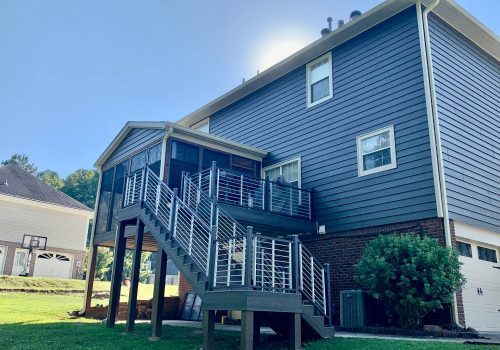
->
{"left": 0, "top": 0, "right": 498, "bottom": 177}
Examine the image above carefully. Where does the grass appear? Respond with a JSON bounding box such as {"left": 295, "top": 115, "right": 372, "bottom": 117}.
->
{"left": 0, "top": 291, "right": 497, "bottom": 350}
{"left": 0, "top": 276, "right": 178, "bottom": 305}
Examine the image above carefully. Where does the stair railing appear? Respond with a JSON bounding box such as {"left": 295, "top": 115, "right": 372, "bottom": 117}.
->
{"left": 182, "top": 164, "right": 331, "bottom": 321}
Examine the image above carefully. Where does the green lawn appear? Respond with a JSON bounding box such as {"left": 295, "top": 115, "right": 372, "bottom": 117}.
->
{"left": 0, "top": 276, "right": 178, "bottom": 305}
{"left": 0, "top": 292, "right": 497, "bottom": 350}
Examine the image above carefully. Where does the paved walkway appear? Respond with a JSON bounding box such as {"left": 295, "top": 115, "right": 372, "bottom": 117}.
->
{"left": 132, "top": 320, "right": 500, "bottom": 345}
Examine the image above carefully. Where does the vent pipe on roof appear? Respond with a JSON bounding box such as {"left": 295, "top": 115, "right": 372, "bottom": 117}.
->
{"left": 327, "top": 17, "right": 332, "bottom": 31}
{"left": 350, "top": 10, "right": 362, "bottom": 21}
{"left": 337, "top": 19, "right": 345, "bottom": 28}
{"left": 321, "top": 28, "right": 330, "bottom": 37}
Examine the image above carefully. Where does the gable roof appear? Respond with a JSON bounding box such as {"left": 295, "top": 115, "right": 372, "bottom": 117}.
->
{"left": 0, "top": 164, "right": 92, "bottom": 212}
{"left": 175, "top": 0, "right": 499, "bottom": 128}
{"left": 94, "top": 121, "right": 268, "bottom": 168}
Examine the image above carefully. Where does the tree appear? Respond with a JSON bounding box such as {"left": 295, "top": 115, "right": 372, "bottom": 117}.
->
{"left": 38, "top": 169, "right": 64, "bottom": 189}
{"left": 123, "top": 250, "right": 153, "bottom": 283}
{"left": 355, "top": 234, "right": 466, "bottom": 329}
{"left": 94, "top": 247, "right": 114, "bottom": 281}
{"left": 1, "top": 153, "right": 37, "bottom": 174}
{"left": 62, "top": 169, "right": 98, "bottom": 209}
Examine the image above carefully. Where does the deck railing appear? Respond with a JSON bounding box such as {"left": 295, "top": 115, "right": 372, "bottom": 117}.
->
{"left": 188, "top": 165, "right": 313, "bottom": 220}
{"left": 123, "top": 165, "right": 331, "bottom": 323}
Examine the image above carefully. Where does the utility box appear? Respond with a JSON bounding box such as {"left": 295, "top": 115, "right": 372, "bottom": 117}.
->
{"left": 340, "top": 289, "right": 364, "bottom": 328}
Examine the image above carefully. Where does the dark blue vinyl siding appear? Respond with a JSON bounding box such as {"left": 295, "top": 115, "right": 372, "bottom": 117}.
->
{"left": 210, "top": 7, "right": 437, "bottom": 232}
{"left": 429, "top": 15, "right": 500, "bottom": 232}
{"left": 102, "top": 128, "right": 165, "bottom": 170}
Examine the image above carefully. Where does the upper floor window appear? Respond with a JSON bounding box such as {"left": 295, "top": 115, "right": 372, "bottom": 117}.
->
{"left": 478, "top": 246, "right": 497, "bottom": 263}
{"left": 306, "top": 52, "right": 333, "bottom": 107}
{"left": 457, "top": 241, "right": 472, "bottom": 258}
{"left": 263, "top": 157, "right": 301, "bottom": 187}
{"left": 357, "top": 125, "right": 397, "bottom": 177}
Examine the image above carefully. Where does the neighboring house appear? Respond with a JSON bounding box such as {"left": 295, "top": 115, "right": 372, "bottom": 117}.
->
{"left": 83, "top": 0, "right": 499, "bottom": 344}
{"left": 0, "top": 165, "right": 93, "bottom": 279}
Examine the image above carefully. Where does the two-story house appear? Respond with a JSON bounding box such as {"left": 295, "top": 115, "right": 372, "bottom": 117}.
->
{"left": 0, "top": 164, "right": 93, "bottom": 279}
{"left": 82, "top": 0, "right": 499, "bottom": 347}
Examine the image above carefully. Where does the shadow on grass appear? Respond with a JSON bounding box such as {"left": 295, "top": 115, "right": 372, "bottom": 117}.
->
{"left": 0, "top": 320, "right": 290, "bottom": 350}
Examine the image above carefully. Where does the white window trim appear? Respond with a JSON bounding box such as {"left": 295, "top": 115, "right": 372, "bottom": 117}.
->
{"left": 306, "top": 52, "right": 333, "bottom": 108}
{"left": 357, "top": 125, "right": 397, "bottom": 177}
{"left": 262, "top": 156, "right": 302, "bottom": 188}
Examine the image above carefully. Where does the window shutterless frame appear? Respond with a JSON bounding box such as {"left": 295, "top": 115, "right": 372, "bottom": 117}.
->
{"left": 306, "top": 52, "right": 333, "bottom": 108}
{"left": 356, "top": 125, "right": 397, "bottom": 177}
{"left": 262, "top": 157, "right": 302, "bottom": 188}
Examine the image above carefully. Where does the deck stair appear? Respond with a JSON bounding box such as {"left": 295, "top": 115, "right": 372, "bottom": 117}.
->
{"left": 119, "top": 164, "right": 334, "bottom": 340}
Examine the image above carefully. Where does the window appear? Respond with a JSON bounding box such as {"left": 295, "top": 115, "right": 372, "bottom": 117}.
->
{"left": 231, "top": 155, "right": 256, "bottom": 176}
{"left": 169, "top": 141, "right": 200, "bottom": 189}
{"left": 14, "top": 251, "right": 27, "bottom": 267}
{"left": 478, "top": 246, "right": 497, "bottom": 263}
{"left": 357, "top": 125, "right": 397, "bottom": 176}
{"left": 263, "top": 158, "right": 300, "bottom": 187}
{"left": 202, "top": 149, "right": 229, "bottom": 170}
{"left": 306, "top": 52, "right": 333, "bottom": 107}
{"left": 457, "top": 241, "right": 472, "bottom": 258}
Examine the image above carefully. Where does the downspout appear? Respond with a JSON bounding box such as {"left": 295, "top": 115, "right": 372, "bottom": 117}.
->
{"left": 159, "top": 124, "right": 173, "bottom": 181}
{"left": 417, "top": 0, "right": 462, "bottom": 326}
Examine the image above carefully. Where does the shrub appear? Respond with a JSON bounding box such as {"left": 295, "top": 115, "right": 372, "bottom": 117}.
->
{"left": 355, "top": 234, "right": 465, "bottom": 329}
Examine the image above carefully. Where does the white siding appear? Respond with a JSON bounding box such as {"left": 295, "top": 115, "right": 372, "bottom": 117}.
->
{"left": 0, "top": 198, "right": 89, "bottom": 251}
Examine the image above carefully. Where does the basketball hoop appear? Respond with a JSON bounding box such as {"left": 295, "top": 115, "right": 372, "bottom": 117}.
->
{"left": 19, "top": 235, "right": 47, "bottom": 277}
{"left": 21, "top": 234, "right": 47, "bottom": 250}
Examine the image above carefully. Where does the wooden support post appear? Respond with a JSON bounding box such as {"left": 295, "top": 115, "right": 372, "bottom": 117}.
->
{"left": 82, "top": 244, "right": 98, "bottom": 314}
{"left": 106, "top": 221, "right": 127, "bottom": 328}
{"left": 202, "top": 310, "right": 216, "bottom": 350}
{"left": 241, "top": 310, "right": 254, "bottom": 350}
{"left": 126, "top": 219, "right": 144, "bottom": 333}
{"left": 288, "top": 313, "right": 302, "bottom": 350}
{"left": 150, "top": 247, "right": 167, "bottom": 339}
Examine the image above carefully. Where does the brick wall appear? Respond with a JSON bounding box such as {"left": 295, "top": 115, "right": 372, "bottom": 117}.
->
{"left": 301, "top": 217, "right": 465, "bottom": 326}
{"left": 177, "top": 272, "right": 193, "bottom": 315}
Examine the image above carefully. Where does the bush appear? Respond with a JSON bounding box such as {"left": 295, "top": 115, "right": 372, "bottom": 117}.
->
{"left": 355, "top": 234, "right": 465, "bottom": 329}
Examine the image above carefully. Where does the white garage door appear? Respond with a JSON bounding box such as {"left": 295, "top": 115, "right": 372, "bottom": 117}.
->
{"left": 33, "top": 251, "right": 73, "bottom": 279}
{"left": 458, "top": 239, "right": 500, "bottom": 332}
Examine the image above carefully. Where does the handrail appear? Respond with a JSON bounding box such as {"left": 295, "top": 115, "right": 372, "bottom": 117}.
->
{"left": 123, "top": 165, "right": 330, "bottom": 322}
{"left": 190, "top": 166, "right": 313, "bottom": 220}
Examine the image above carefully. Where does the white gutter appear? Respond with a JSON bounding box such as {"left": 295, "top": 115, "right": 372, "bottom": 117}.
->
{"left": 417, "top": 0, "right": 462, "bottom": 327}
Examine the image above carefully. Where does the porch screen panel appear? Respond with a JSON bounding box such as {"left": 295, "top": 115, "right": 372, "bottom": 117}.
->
{"left": 169, "top": 140, "right": 199, "bottom": 190}
{"left": 148, "top": 143, "right": 162, "bottom": 176}
{"left": 95, "top": 168, "right": 114, "bottom": 234}
{"left": 110, "top": 160, "right": 129, "bottom": 230}
{"left": 202, "top": 149, "right": 229, "bottom": 170}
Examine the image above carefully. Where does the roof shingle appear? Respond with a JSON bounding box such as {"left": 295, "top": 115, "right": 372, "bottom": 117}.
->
{"left": 0, "top": 164, "right": 92, "bottom": 211}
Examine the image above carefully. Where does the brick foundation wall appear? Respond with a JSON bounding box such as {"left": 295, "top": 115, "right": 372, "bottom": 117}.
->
{"left": 86, "top": 297, "right": 179, "bottom": 320}
{"left": 301, "top": 217, "right": 465, "bottom": 326}
{"left": 177, "top": 272, "right": 193, "bottom": 315}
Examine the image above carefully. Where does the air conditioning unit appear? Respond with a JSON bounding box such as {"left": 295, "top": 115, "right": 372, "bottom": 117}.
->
{"left": 340, "top": 289, "right": 364, "bottom": 328}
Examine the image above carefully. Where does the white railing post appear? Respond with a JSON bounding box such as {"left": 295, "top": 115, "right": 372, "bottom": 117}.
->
{"left": 311, "top": 256, "right": 315, "bottom": 304}
{"left": 227, "top": 239, "right": 232, "bottom": 286}
{"left": 288, "top": 242, "right": 292, "bottom": 290}
{"left": 242, "top": 237, "right": 246, "bottom": 286}
{"left": 271, "top": 240, "right": 275, "bottom": 289}
{"left": 240, "top": 175, "right": 244, "bottom": 205}
{"left": 212, "top": 237, "right": 218, "bottom": 287}
{"left": 299, "top": 244, "right": 303, "bottom": 291}
{"left": 252, "top": 235, "right": 257, "bottom": 287}
{"left": 321, "top": 266, "right": 326, "bottom": 315}
{"left": 188, "top": 216, "right": 194, "bottom": 254}
{"left": 132, "top": 173, "right": 137, "bottom": 202}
